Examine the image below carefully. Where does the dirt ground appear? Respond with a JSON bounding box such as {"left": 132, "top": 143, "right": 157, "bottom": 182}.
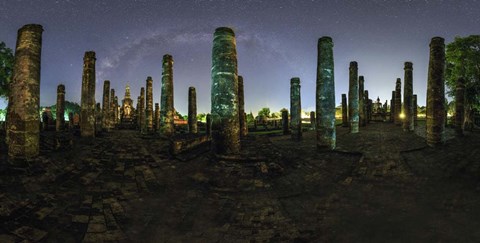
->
{"left": 1, "top": 122, "right": 479, "bottom": 242}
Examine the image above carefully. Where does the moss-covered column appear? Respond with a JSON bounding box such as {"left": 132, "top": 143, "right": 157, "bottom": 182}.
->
{"left": 206, "top": 113, "right": 212, "bottom": 136}
{"left": 342, "top": 94, "right": 348, "bottom": 127}
{"left": 426, "top": 37, "right": 446, "bottom": 146}
{"left": 394, "top": 78, "right": 402, "bottom": 126}
{"left": 110, "top": 89, "right": 115, "bottom": 129}
{"left": 6, "top": 24, "right": 43, "bottom": 160}
{"left": 364, "top": 90, "right": 370, "bottom": 123}
{"left": 211, "top": 27, "right": 240, "bottom": 154}
{"left": 282, "top": 110, "right": 289, "bottom": 135}
{"left": 290, "top": 77, "right": 302, "bottom": 140}
{"left": 68, "top": 112, "right": 74, "bottom": 130}
{"left": 146, "top": 76, "right": 153, "bottom": 132}
{"left": 315, "top": 36, "right": 336, "bottom": 149}
{"left": 160, "top": 54, "right": 175, "bottom": 136}
{"left": 348, "top": 62, "right": 359, "bottom": 133}
{"left": 310, "top": 111, "right": 316, "bottom": 130}
{"left": 95, "top": 103, "right": 102, "bottom": 134}
{"left": 188, "top": 86, "right": 198, "bottom": 134}
{"left": 390, "top": 91, "right": 395, "bottom": 122}
{"left": 403, "top": 62, "right": 414, "bottom": 131}
{"left": 154, "top": 103, "right": 160, "bottom": 132}
{"left": 139, "top": 87, "right": 145, "bottom": 133}
{"left": 136, "top": 96, "right": 141, "bottom": 129}
{"left": 238, "top": 76, "right": 247, "bottom": 137}
{"left": 413, "top": 94, "right": 418, "bottom": 126}
{"left": 80, "top": 51, "right": 96, "bottom": 137}
{"left": 358, "top": 76, "right": 365, "bottom": 127}
{"left": 114, "top": 96, "right": 119, "bottom": 125}
{"left": 102, "top": 80, "right": 110, "bottom": 130}
{"left": 56, "top": 84, "right": 65, "bottom": 132}
{"left": 455, "top": 77, "right": 465, "bottom": 136}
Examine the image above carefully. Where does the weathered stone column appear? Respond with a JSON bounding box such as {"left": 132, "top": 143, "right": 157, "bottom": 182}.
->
{"left": 110, "top": 89, "right": 115, "bottom": 129}
{"left": 455, "top": 77, "right": 465, "bottom": 136}
{"left": 238, "top": 76, "right": 247, "bottom": 137}
{"left": 363, "top": 90, "right": 369, "bottom": 123}
{"left": 140, "top": 87, "right": 145, "bottom": 133}
{"left": 68, "top": 112, "right": 74, "bottom": 130}
{"left": 188, "top": 86, "right": 198, "bottom": 134}
{"left": 56, "top": 84, "right": 65, "bottom": 132}
{"left": 145, "top": 76, "right": 153, "bottom": 132}
{"left": 413, "top": 94, "right": 418, "bottom": 126}
{"left": 290, "top": 77, "right": 302, "bottom": 140}
{"left": 211, "top": 27, "right": 240, "bottom": 154}
{"left": 114, "top": 96, "right": 119, "bottom": 125}
{"left": 102, "top": 80, "right": 110, "bottom": 130}
{"left": 136, "top": 96, "right": 141, "bottom": 129}
{"left": 6, "top": 24, "right": 43, "bottom": 160}
{"left": 358, "top": 76, "right": 365, "bottom": 127}
{"left": 206, "top": 113, "right": 212, "bottom": 136}
{"left": 403, "top": 62, "right": 414, "bottom": 131}
{"left": 348, "top": 62, "right": 359, "bottom": 133}
{"left": 315, "top": 36, "right": 336, "bottom": 148}
{"left": 426, "top": 37, "right": 446, "bottom": 146}
{"left": 154, "top": 103, "right": 160, "bottom": 132}
{"left": 80, "top": 51, "right": 96, "bottom": 137}
{"left": 282, "top": 110, "right": 289, "bottom": 135}
{"left": 95, "top": 103, "right": 102, "bottom": 134}
{"left": 368, "top": 99, "right": 373, "bottom": 122}
{"left": 310, "top": 111, "right": 316, "bottom": 130}
{"left": 394, "top": 78, "right": 402, "bottom": 126}
{"left": 390, "top": 91, "right": 395, "bottom": 122}
{"left": 342, "top": 94, "right": 348, "bottom": 127}
{"left": 160, "top": 55, "right": 175, "bottom": 136}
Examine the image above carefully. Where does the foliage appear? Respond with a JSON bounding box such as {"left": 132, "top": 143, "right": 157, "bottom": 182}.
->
{"left": 246, "top": 112, "right": 254, "bottom": 124}
{"left": 40, "top": 101, "right": 81, "bottom": 120}
{"left": 257, "top": 107, "right": 270, "bottom": 118}
{"left": 197, "top": 113, "right": 206, "bottom": 122}
{"left": 0, "top": 42, "right": 14, "bottom": 99}
{"left": 445, "top": 35, "right": 480, "bottom": 109}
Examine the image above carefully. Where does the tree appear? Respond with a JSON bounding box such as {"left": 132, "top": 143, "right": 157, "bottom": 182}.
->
{"left": 197, "top": 113, "right": 206, "bottom": 122}
{"left": 445, "top": 35, "right": 480, "bottom": 124}
{"left": 257, "top": 107, "right": 270, "bottom": 118}
{"left": 246, "top": 112, "right": 254, "bottom": 124}
{"left": 0, "top": 42, "right": 14, "bottom": 99}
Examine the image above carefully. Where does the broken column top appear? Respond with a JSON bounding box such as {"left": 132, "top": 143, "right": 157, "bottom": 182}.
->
{"left": 359, "top": 76, "right": 365, "bottom": 81}
{"left": 84, "top": 51, "right": 96, "bottom": 59}
{"left": 215, "top": 27, "right": 235, "bottom": 36}
{"left": 19, "top": 24, "right": 43, "bottom": 33}
{"left": 318, "top": 36, "right": 333, "bottom": 45}
{"left": 291, "top": 77, "right": 300, "bottom": 85}
{"left": 189, "top": 86, "right": 195, "bottom": 91}
{"left": 396, "top": 78, "right": 401, "bottom": 83}
{"left": 404, "top": 62, "right": 413, "bottom": 69}
{"left": 104, "top": 80, "right": 110, "bottom": 84}
{"left": 57, "top": 84, "right": 65, "bottom": 92}
{"left": 147, "top": 76, "right": 153, "bottom": 81}
{"left": 430, "top": 37, "right": 445, "bottom": 46}
{"left": 350, "top": 61, "right": 358, "bottom": 67}
{"left": 163, "top": 54, "right": 173, "bottom": 62}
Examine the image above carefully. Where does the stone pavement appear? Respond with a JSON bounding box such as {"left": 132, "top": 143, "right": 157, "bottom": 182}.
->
{"left": 0, "top": 122, "right": 480, "bottom": 242}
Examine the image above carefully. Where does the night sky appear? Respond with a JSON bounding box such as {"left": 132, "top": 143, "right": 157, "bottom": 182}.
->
{"left": 0, "top": 0, "right": 479, "bottom": 115}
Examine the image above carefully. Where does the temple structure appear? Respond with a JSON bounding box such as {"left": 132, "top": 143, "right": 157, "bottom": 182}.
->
{"left": 120, "top": 84, "right": 135, "bottom": 128}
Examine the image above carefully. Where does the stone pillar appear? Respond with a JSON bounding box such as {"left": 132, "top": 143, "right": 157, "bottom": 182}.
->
{"left": 394, "top": 78, "right": 402, "bottom": 126}
{"left": 80, "top": 51, "right": 96, "bottom": 137}
{"left": 68, "top": 112, "right": 74, "bottom": 130}
{"left": 206, "top": 113, "right": 212, "bottom": 136}
{"left": 6, "top": 24, "right": 43, "bottom": 160}
{"left": 102, "top": 80, "right": 110, "bottom": 130}
{"left": 390, "top": 91, "right": 395, "bottom": 122}
{"left": 455, "top": 77, "right": 465, "bottom": 136}
{"left": 140, "top": 87, "right": 145, "bottom": 133}
{"left": 238, "top": 76, "right": 247, "bottom": 137}
{"left": 315, "top": 36, "right": 336, "bottom": 149}
{"left": 211, "top": 27, "right": 240, "bottom": 154}
{"left": 342, "top": 94, "right": 348, "bottom": 127}
{"left": 282, "top": 110, "right": 289, "bottom": 135}
{"left": 413, "top": 94, "right": 418, "bottom": 126}
{"left": 364, "top": 90, "right": 369, "bottom": 123}
{"left": 188, "top": 86, "right": 198, "bottom": 134}
{"left": 56, "top": 84, "right": 65, "bottom": 132}
{"left": 358, "top": 76, "right": 365, "bottom": 127}
{"left": 403, "top": 62, "right": 414, "bottom": 131}
{"left": 426, "top": 37, "right": 446, "bottom": 146}
{"left": 160, "top": 55, "right": 175, "bottom": 136}
{"left": 145, "top": 76, "right": 153, "bottom": 132}
{"left": 348, "top": 62, "right": 359, "bottom": 133}
{"left": 95, "top": 103, "right": 102, "bottom": 134}
{"left": 290, "top": 77, "right": 302, "bottom": 140}
{"left": 310, "top": 111, "right": 316, "bottom": 130}
{"left": 110, "top": 89, "right": 115, "bottom": 129}
{"left": 136, "top": 96, "right": 141, "bottom": 129}
{"left": 154, "top": 103, "right": 160, "bottom": 132}
{"left": 368, "top": 99, "right": 373, "bottom": 122}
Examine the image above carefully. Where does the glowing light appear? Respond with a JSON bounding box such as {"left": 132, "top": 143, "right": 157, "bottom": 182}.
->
{"left": 399, "top": 113, "right": 405, "bottom": 119}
